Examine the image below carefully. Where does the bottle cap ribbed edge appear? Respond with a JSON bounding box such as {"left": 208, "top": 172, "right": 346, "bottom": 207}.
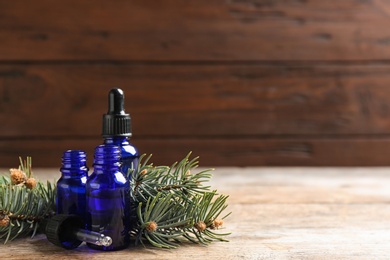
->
{"left": 102, "top": 88, "right": 132, "bottom": 137}
{"left": 41, "top": 214, "right": 83, "bottom": 249}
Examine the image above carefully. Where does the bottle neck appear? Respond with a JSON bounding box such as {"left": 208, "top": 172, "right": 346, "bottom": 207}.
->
{"left": 60, "top": 166, "right": 88, "bottom": 177}
{"left": 61, "top": 150, "right": 88, "bottom": 176}
{"left": 93, "top": 144, "right": 122, "bottom": 174}
{"left": 104, "top": 136, "right": 129, "bottom": 146}
{"left": 93, "top": 164, "right": 121, "bottom": 174}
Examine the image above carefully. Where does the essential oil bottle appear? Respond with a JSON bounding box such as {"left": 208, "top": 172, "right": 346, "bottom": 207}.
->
{"left": 57, "top": 150, "right": 88, "bottom": 220}
{"left": 40, "top": 214, "right": 112, "bottom": 250}
{"left": 102, "top": 88, "right": 139, "bottom": 176}
{"left": 86, "top": 144, "right": 131, "bottom": 251}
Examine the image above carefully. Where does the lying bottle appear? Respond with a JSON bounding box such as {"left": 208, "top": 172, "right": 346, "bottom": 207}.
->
{"left": 40, "top": 214, "right": 112, "bottom": 249}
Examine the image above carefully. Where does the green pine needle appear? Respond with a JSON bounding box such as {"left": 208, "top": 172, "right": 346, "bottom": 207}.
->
{"left": 0, "top": 157, "right": 56, "bottom": 244}
{"left": 131, "top": 153, "right": 231, "bottom": 248}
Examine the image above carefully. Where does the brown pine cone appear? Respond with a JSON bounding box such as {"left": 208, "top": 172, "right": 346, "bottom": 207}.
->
{"left": 194, "top": 221, "right": 206, "bottom": 232}
{"left": 213, "top": 219, "right": 224, "bottom": 229}
{"left": 10, "top": 168, "right": 27, "bottom": 185}
{"left": 0, "top": 215, "right": 10, "bottom": 227}
{"left": 145, "top": 221, "right": 158, "bottom": 232}
{"left": 25, "top": 178, "right": 37, "bottom": 189}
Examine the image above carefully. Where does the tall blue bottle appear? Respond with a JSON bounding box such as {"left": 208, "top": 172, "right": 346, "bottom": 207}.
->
{"left": 102, "top": 88, "right": 139, "bottom": 176}
{"left": 86, "top": 144, "right": 131, "bottom": 251}
{"left": 57, "top": 150, "right": 88, "bottom": 220}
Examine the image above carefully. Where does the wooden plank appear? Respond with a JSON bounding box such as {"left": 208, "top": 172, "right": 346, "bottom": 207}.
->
{"left": 2, "top": 168, "right": 390, "bottom": 258}
{"left": 2, "top": 64, "right": 390, "bottom": 137}
{"left": 1, "top": 137, "right": 390, "bottom": 167}
{"left": 2, "top": 204, "right": 390, "bottom": 259}
{"left": 0, "top": 0, "right": 390, "bottom": 61}
{"left": 129, "top": 138, "right": 390, "bottom": 167}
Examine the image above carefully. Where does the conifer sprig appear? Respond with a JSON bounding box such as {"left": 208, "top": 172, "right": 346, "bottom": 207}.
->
{"left": 0, "top": 157, "right": 56, "bottom": 244}
{"left": 131, "top": 153, "right": 213, "bottom": 202}
{"left": 130, "top": 153, "right": 231, "bottom": 248}
{"left": 137, "top": 193, "right": 189, "bottom": 248}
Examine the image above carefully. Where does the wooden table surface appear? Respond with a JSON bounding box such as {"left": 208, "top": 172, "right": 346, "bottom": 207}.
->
{"left": 2, "top": 167, "right": 390, "bottom": 259}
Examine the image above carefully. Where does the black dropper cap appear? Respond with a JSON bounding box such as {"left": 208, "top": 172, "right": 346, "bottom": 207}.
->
{"left": 40, "top": 214, "right": 83, "bottom": 249}
{"left": 102, "top": 88, "right": 132, "bottom": 137}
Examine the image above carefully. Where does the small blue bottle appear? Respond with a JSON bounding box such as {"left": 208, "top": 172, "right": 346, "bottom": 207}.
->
{"left": 57, "top": 150, "right": 88, "bottom": 221}
{"left": 102, "top": 88, "right": 139, "bottom": 176}
{"left": 86, "top": 144, "right": 131, "bottom": 251}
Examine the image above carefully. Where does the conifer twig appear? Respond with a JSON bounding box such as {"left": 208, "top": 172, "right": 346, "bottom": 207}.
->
{"left": 130, "top": 152, "right": 231, "bottom": 248}
{"left": 0, "top": 157, "right": 56, "bottom": 244}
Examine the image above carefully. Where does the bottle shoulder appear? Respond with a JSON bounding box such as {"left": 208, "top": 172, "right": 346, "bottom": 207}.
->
{"left": 57, "top": 176, "right": 87, "bottom": 187}
{"left": 87, "top": 171, "right": 129, "bottom": 188}
{"left": 103, "top": 137, "right": 139, "bottom": 157}
{"left": 121, "top": 144, "right": 138, "bottom": 157}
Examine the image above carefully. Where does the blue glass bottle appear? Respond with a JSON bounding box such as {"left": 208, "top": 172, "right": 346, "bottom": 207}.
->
{"left": 86, "top": 144, "right": 131, "bottom": 251}
{"left": 102, "top": 88, "right": 140, "bottom": 176}
{"left": 57, "top": 150, "right": 88, "bottom": 221}
{"left": 104, "top": 136, "right": 139, "bottom": 177}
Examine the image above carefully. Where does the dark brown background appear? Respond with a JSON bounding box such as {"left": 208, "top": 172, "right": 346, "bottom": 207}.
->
{"left": 1, "top": 0, "right": 390, "bottom": 167}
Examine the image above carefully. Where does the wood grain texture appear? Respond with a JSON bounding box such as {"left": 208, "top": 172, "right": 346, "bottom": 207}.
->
{"left": 0, "top": 0, "right": 390, "bottom": 61}
{"left": 1, "top": 64, "right": 390, "bottom": 166}
{"left": 2, "top": 138, "right": 390, "bottom": 167}
{"left": 2, "top": 167, "right": 390, "bottom": 259}
{"left": 0, "top": 1, "right": 389, "bottom": 166}
{"left": 1, "top": 64, "right": 390, "bottom": 137}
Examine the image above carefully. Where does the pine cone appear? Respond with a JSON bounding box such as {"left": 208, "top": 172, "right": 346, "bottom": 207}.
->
{"left": 25, "top": 178, "right": 37, "bottom": 189}
{"left": 212, "top": 219, "right": 224, "bottom": 229}
{"left": 0, "top": 215, "right": 10, "bottom": 227}
{"left": 140, "top": 169, "right": 148, "bottom": 176}
{"left": 194, "top": 221, "right": 206, "bottom": 232}
{"left": 9, "top": 168, "right": 27, "bottom": 185}
{"left": 145, "top": 221, "right": 158, "bottom": 232}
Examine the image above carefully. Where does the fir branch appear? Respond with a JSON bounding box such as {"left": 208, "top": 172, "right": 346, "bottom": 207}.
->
{"left": 131, "top": 153, "right": 231, "bottom": 248}
{"left": 130, "top": 153, "right": 213, "bottom": 203}
{"left": 0, "top": 158, "right": 56, "bottom": 244}
{"left": 184, "top": 192, "right": 231, "bottom": 245}
{"left": 137, "top": 193, "right": 189, "bottom": 248}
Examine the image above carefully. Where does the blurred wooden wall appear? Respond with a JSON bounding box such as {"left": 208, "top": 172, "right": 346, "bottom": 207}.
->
{"left": 1, "top": 0, "right": 390, "bottom": 167}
